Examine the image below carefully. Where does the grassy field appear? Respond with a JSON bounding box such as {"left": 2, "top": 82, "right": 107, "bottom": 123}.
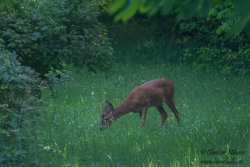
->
{"left": 31, "top": 60, "right": 249, "bottom": 167}
{"left": 29, "top": 22, "right": 250, "bottom": 167}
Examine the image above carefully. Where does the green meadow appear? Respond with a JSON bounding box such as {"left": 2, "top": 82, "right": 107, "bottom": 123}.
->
{"left": 24, "top": 20, "right": 249, "bottom": 166}
{"left": 30, "top": 22, "right": 250, "bottom": 166}
{"left": 1, "top": 1, "right": 249, "bottom": 167}
{"left": 33, "top": 60, "right": 249, "bottom": 166}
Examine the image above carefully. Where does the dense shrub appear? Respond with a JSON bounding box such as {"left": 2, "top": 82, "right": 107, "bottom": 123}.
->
{"left": 181, "top": 45, "right": 250, "bottom": 75}
{"left": 0, "top": 1, "right": 114, "bottom": 165}
{"left": 176, "top": 1, "right": 250, "bottom": 75}
{"left": 0, "top": 0, "right": 114, "bottom": 75}
{"left": 0, "top": 48, "right": 41, "bottom": 166}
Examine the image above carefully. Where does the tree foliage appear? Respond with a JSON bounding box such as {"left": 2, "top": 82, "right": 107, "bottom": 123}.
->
{"left": 107, "top": 0, "right": 249, "bottom": 74}
{"left": 0, "top": 0, "right": 114, "bottom": 165}
{"left": 175, "top": 1, "right": 250, "bottom": 75}
{"left": 0, "top": 0, "right": 11, "bottom": 10}
{"left": 0, "top": 0, "right": 114, "bottom": 75}
{"left": 0, "top": 48, "right": 42, "bottom": 166}
{"left": 109, "top": 0, "right": 250, "bottom": 37}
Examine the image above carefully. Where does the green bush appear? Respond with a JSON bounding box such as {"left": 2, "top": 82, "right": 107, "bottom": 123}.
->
{"left": 0, "top": 1, "right": 115, "bottom": 165}
{"left": 181, "top": 46, "right": 250, "bottom": 75}
{"left": 0, "top": 48, "right": 41, "bottom": 166}
{"left": 177, "top": 0, "right": 250, "bottom": 75}
{"left": 0, "top": 0, "right": 114, "bottom": 75}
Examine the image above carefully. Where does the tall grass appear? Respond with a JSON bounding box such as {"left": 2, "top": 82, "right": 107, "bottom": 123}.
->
{"left": 31, "top": 61, "right": 249, "bottom": 167}
{"left": 30, "top": 22, "right": 250, "bottom": 167}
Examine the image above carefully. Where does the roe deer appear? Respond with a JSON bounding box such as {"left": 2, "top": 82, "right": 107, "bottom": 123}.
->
{"left": 100, "top": 78, "right": 180, "bottom": 130}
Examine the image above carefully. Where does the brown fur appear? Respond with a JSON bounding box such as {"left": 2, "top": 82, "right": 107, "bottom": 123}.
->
{"left": 100, "top": 78, "right": 180, "bottom": 130}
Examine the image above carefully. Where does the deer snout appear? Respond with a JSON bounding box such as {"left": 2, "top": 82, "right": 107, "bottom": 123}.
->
{"left": 100, "top": 124, "right": 104, "bottom": 131}
{"left": 100, "top": 125, "right": 106, "bottom": 131}
{"left": 100, "top": 121, "right": 112, "bottom": 131}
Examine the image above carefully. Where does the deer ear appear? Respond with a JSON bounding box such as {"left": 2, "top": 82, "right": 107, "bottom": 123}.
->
{"left": 109, "top": 103, "right": 114, "bottom": 111}
{"left": 105, "top": 101, "right": 114, "bottom": 112}
{"left": 105, "top": 101, "right": 110, "bottom": 108}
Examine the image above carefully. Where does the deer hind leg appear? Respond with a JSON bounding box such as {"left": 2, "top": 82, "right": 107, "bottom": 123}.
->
{"left": 141, "top": 107, "right": 148, "bottom": 127}
{"left": 165, "top": 97, "right": 180, "bottom": 126}
{"left": 156, "top": 106, "right": 168, "bottom": 126}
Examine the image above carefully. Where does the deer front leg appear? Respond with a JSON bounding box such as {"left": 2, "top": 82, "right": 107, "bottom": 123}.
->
{"left": 139, "top": 111, "right": 142, "bottom": 119}
{"left": 141, "top": 107, "right": 148, "bottom": 127}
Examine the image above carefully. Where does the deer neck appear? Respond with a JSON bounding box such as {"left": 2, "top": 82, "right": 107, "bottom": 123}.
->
{"left": 112, "top": 100, "right": 133, "bottom": 121}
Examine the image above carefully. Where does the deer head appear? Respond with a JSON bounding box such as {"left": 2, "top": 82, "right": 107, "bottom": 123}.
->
{"left": 100, "top": 101, "right": 114, "bottom": 130}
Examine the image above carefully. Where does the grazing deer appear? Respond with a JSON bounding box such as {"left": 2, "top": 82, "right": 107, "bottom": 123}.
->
{"left": 100, "top": 78, "right": 180, "bottom": 130}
